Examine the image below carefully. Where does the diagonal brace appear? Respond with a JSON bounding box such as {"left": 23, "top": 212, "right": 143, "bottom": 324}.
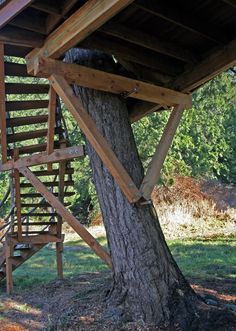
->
{"left": 49, "top": 74, "right": 142, "bottom": 203}
{"left": 140, "top": 104, "right": 186, "bottom": 200}
{"left": 19, "top": 166, "right": 112, "bottom": 268}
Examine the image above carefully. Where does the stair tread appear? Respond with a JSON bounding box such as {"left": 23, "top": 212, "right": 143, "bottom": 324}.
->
{"left": 8, "top": 141, "right": 62, "bottom": 156}
{"left": 20, "top": 180, "right": 74, "bottom": 188}
{"left": 6, "top": 100, "right": 49, "bottom": 111}
{"left": 7, "top": 127, "right": 63, "bottom": 143}
{"left": 21, "top": 213, "right": 58, "bottom": 217}
{"left": 6, "top": 83, "right": 49, "bottom": 95}
{"left": 20, "top": 192, "right": 75, "bottom": 198}
{"left": 20, "top": 168, "right": 73, "bottom": 177}
{"left": 6, "top": 115, "right": 49, "bottom": 128}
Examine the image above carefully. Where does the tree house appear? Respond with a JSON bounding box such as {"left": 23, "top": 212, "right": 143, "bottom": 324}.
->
{"left": 0, "top": 0, "right": 235, "bottom": 294}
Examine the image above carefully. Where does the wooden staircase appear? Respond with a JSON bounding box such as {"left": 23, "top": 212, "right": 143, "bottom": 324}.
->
{"left": 0, "top": 47, "right": 75, "bottom": 293}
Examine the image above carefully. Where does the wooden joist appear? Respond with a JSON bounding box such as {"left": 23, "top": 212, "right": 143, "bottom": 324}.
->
{"left": 135, "top": 1, "right": 227, "bottom": 44}
{"left": 0, "top": 146, "right": 84, "bottom": 172}
{"left": 0, "top": 26, "right": 44, "bottom": 48}
{"left": 26, "top": 0, "right": 135, "bottom": 64}
{"left": 100, "top": 22, "right": 197, "bottom": 63}
{"left": 0, "top": 0, "right": 33, "bottom": 29}
{"left": 140, "top": 104, "right": 185, "bottom": 200}
{"left": 19, "top": 167, "right": 112, "bottom": 268}
{"left": 0, "top": 43, "right": 7, "bottom": 163}
{"left": 80, "top": 33, "right": 182, "bottom": 75}
{"left": 31, "top": 57, "right": 192, "bottom": 108}
{"left": 50, "top": 74, "right": 142, "bottom": 203}
{"left": 173, "top": 37, "right": 236, "bottom": 92}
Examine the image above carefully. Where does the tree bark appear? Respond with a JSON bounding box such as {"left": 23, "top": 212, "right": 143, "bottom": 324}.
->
{"left": 65, "top": 49, "right": 199, "bottom": 329}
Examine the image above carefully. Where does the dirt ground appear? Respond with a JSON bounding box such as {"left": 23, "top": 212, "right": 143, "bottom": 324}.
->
{"left": 0, "top": 271, "right": 235, "bottom": 331}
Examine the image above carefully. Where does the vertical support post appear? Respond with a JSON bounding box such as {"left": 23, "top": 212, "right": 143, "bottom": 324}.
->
{"left": 140, "top": 104, "right": 185, "bottom": 200}
{"left": 5, "top": 239, "right": 13, "bottom": 294}
{"left": 47, "top": 86, "right": 57, "bottom": 171}
{"left": 0, "top": 43, "right": 7, "bottom": 164}
{"left": 55, "top": 140, "right": 66, "bottom": 279}
{"left": 13, "top": 149, "right": 22, "bottom": 240}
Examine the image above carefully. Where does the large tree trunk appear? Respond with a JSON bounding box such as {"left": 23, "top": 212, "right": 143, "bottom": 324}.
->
{"left": 65, "top": 49, "right": 199, "bottom": 329}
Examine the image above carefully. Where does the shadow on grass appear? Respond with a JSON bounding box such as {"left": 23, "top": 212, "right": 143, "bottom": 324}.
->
{"left": 168, "top": 238, "right": 236, "bottom": 281}
{"left": 0, "top": 236, "right": 235, "bottom": 293}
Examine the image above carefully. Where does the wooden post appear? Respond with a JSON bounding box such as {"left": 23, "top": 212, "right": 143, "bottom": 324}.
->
{"left": 0, "top": 43, "right": 8, "bottom": 164}
{"left": 5, "top": 240, "right": 13, "bottom": 294}
{"left": 47, "top": 86, "right": 57, "bottom": 171}
{"left": 19, "top": 167, "right": 112, "bottom": 268}
{"left": 13, "top": 149, "right": 22, "bottom": 240}
{"left": 140, "top": 104, "right": 185, "bottom": 200}
{"left": 55, "top": 140, "right": 67, "bottom": 279}
{"left": 56, "top": 242, "right": 63, "bottom": 279}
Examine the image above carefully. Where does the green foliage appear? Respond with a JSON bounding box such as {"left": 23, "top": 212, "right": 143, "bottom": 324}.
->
{"left": 133, "top": 71, "right": 236, "bottom": 185}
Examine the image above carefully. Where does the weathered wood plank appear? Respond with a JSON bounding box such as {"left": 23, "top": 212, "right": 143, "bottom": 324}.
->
{"left": 47, "top": 86, "right": 57, "bottom": 171}
{"left": 50, "top": 74, "right": 142, "bottom": 203}
{"left": 0, "top": 146, "right": 84, "bottom": 172}
{"left": 32, "top": 57, "right": 192, "bottom": 108}
{"left": 140, "top": 104, "right": 185, "bottom": 200}
{"left": 19, "top": 167, "right": 112, "bottom": 268}
{"left": 0, "top": 0, "right": 33, "bottom": 29}
{"left": 26, "top": 0, "right": 134, "bottom": 64}
{"left": 0, "top": 43, "right": 7, "bottom": 163}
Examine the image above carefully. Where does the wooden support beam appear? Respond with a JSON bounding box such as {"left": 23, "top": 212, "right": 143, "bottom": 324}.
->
{"left": 0, "top": 145, "right": 84, "bottom": 172}
{"left": 173, "top": 37, "right": 236, "bottom": 92}
{"left": 0, "top": 43, "right": 7, "bottom": 164}
{"left": 140, "top": 104, "right": 185, "bottom": 200}
{"left": 0, "top": 26, "right": 44, "bottom": 48}
{"left": 80, "top": 34, "right": 182, "bottom": 76}
{"left": 100, "top": 22, "right": 197, "bottom": 63}
{"left": 5, "top": 242, "right": 13, "bottom": 294}
{"left": 31, "top": 57, "right": 192, "bottom": 108}
{"left": 13, "top": 149, "right": 22, "bottom": 241}
{"left": 26, "top": 0, "right": 134, "bottom": 63}
{"left": 19, "top": 167, "right": 112, "bottom": 268}
{"left": 50, "top": 74, "right": 142, "bottom": 203}
{"left": 0, "top": 0, "right": 33, "bottom": 29}
{"left": 47, "top": 86, "right": 57, "bottom": 171}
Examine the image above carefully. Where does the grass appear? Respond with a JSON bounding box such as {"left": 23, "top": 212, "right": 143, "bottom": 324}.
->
{"left": 0, "top": 235, "right": 235, "bottom": 293}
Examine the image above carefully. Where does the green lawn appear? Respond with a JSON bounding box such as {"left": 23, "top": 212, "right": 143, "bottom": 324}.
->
{"left": 0, "top": 236, "right": 235, "bottom": 292}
